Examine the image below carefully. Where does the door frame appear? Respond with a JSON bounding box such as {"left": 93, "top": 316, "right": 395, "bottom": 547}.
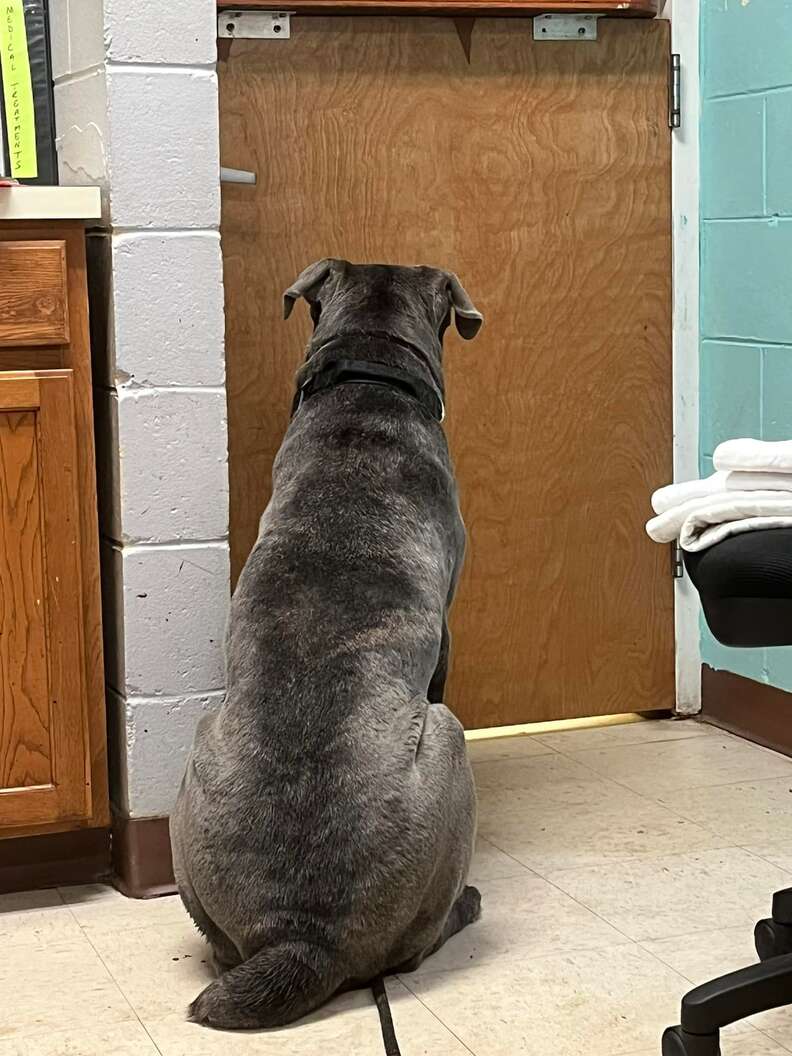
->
{"left": 668, "top": 0, "right": 702, "bottom": 714}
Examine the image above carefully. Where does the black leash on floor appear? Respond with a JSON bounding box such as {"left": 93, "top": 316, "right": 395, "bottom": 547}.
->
{"left": 373, "top": 976, "right": 402, "bottom": 1056}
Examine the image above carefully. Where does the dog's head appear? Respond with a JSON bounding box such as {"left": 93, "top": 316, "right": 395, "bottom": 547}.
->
{"left": 283, "top": 260, "right": 483, "bottom": 368}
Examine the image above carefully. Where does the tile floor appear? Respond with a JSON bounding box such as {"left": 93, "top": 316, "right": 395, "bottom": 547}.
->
{"left": 6, "top": 718, "right": 792, "bottom": 1055}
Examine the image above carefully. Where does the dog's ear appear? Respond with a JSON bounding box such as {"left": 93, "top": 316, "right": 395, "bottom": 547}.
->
{"left": 283, "top": 259, "right": 334, "bottom": 320}
{"left": 446, "top": 273, "right": 483, "bottom": 340}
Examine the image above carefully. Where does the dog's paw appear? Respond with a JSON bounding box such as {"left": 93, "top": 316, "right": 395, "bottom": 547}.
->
{"left": 461, "top": 885, "right": 482, "bottom": 923}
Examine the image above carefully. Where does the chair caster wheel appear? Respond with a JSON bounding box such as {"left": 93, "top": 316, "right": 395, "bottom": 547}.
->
{"left": 662, "top": 1026, "right": 721, "bottom": 1056}
{"left": 755, "top": 918, "right": 792, "bottom": 961}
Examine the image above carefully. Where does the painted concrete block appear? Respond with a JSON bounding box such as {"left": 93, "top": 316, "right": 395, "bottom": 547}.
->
{"left": 701, "top": 220, "right": 792, "bottom": 344}
{"left": 119, "top": 692, "right": 224, "bottom": 817}
{"left": 766, "top": 91, "right": 792, "bottom": 217}
{"left": 702, "top": 0, "right": 792, "bottom": 98}
{"left": 701, "top": 96, "right": 764, "bottom": 220}
{"left": 50, "top": 0, "right": 104, "bottom": 81}
{"left": 119, "top": 543, "right": 230, "bottom": 696}
{"left": 762, "top": 345, "right": 792, "bottom": 442}
{"left": 106, "top": 67, "right": 220, "bottom": 230}
{"left": 111, "top": 233, "right": 225, "bottom": 387}
{"left": 699, "top": 341, "right": 761, "bottom": 457}
{"left": 53, "top": 70, "right": 108, "bottom": 188}
{"left": 105, "top": 0, "right": 216, "bottom": 66}
{"left": 116, "top": 388, "right": 229, "bottom": 543}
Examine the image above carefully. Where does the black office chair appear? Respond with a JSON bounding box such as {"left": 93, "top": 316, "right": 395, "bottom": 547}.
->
{"left": 662, "top": 527, "right": 792, "bottom": 1056}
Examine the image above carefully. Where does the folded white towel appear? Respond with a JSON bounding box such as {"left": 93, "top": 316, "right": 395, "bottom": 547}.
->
{"left": 646, "top": 491, "right": 792, "bottom": 551}
{"left": 651, "top": 473, "right": 726, "bottom": 514}
{"left": 681, "top": 502, "right": 792, "bottom": 551}
{"left": 652, "top": 470, "right": 792, "bottom": 514}
{"left": 714, "top": 438, "right": 792, "bottom": 473}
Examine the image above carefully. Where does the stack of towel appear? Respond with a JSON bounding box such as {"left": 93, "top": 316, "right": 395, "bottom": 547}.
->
{"left": 647, "top": 439, "right": 792, "bottom": 552}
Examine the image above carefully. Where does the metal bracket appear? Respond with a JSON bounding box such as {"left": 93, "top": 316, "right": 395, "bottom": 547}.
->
{"left": 669, "top": 53, "right": 682, "bottom": 129}
{"left": 671, "top": 542, "right": 684, "bottom": 580}
{"left": 533, "top": 14, "right": 600, "bottom": 41}
{"left": 218, "top": 11, "right": 292, "bottom": 39}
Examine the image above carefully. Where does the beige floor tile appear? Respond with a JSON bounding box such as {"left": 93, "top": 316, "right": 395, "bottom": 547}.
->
{"left": 0, "top": 939, "right": 135, "bottom": 1041}
{"left": 0, "top": 890, "right": 84, "bottom": 951}
{"left": 406, "top": 943, "right": 689, "bottom": 1056}
{"left": 660, "top": 778, "right": 792, "bottom": 844}
{"left": 756, "top": 1012, "right": 792, "bottom": 1051}
{"left": 145, "top": 979, "right": 470, "bottom": 1056}
{"left": 468, "top": 836, "right": 531, "bottom": 883}
{"left": 548, "top": 847, "right": 791, "bottom": 942}
{"left": 473, "top": 752, "right": 615, "bottom": 798}
{"left": 537, "top": 718, "right": 714, "bottom": 754}
{"left": 0, "top": 1022, "right": 160, "bottom": 1055}
{"left": 569, "top": 735, "right": 792, "bottom": 800}
{"left": 466, "top": 734, "right": 554, "bottom": 763}
{"left": 745, "top": 842, "right": 792, "bottom": 872}
{"left": 403, "top": 871, "right": 628, "bottom": 978}
{"left": 642, "top": 925, "right": 759, "bottom": 984}
{"left": 86, "top": 919, "right": 210, "bottom": 1022}
{"left": 476, "top": 781, "right": 728, "bottom": 874}
{"left": 59, "top": 884, "right": 187, "bottom": 934}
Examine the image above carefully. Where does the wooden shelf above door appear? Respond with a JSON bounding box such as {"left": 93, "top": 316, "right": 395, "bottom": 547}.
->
{"left": 218, "top": 0, "right": 660, "bottom": 15}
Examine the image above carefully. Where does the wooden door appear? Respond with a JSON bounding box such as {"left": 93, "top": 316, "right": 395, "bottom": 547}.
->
{"left": 220, "top": 16, "right": 674, "bottom": 728}
{"left": 0, "top": 371, "right": 91, "bottom": 829}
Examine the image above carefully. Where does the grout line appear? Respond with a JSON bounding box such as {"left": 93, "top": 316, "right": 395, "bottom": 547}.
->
{"left": 707, "top": 84, "right": 792, "bottom": 102}
{"left": 702, "top": 215, "right": 790, "bottom": 223}
{"left": 77, "top": 923, "right": 157, "bottom": 1044}
{"left": 702, "top": 336, "right": 792, "bottom": 349}
{"left": 392, "top": 976, "right": 477, "bottom": 1056}
{"left": 53, "top": 62, "right": 104, "bottom": 87}
{"left": 101, "top": 533, "right": 230, "bottom": 550}
{"left": 763, "top": 96, "right": 769, "bottom": 216}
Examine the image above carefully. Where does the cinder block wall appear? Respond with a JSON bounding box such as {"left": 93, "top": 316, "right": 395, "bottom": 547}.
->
{"left": 699, "top": 0, "right": 792, "bottom": 689}
{"left": 50, "top": 0, "right": 229, "bottom": 818}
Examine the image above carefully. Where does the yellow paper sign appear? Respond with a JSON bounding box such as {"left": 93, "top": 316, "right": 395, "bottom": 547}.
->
{"left": 0, "top": 0, "right": 37, "bottom": 179}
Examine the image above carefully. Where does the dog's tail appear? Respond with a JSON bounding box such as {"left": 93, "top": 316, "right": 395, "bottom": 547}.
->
{"left": 188, "top": 941, "right": 341, "bottom": 1030}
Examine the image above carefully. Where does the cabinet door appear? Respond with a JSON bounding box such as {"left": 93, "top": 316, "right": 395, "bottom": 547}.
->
{"left": 0, "top": 371, "right": 90, "bottom": 829}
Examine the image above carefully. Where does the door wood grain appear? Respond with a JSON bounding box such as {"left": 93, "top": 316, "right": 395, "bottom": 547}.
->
{"left": 220, "top": 16, "right": 674, "bottom": 726}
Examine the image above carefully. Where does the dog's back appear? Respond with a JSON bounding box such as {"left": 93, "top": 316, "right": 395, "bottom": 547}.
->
{"left": 171, "top": 262, "right": 482, "bottom": 1029}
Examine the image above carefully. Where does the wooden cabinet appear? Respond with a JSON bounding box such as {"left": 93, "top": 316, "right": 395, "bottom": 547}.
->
{"left": 0, "top": 223, "right": 108, "bottom": 839}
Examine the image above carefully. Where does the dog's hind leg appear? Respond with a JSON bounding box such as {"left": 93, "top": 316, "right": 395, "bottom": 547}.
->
{"left": 177, "top": 875, "right": 242, "bottom": 974}
{"left": 393, "top": 885, "right": 482, "bottom": 975}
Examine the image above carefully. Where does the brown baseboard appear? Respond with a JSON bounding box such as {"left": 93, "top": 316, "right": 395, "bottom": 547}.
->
{"left": 701, "top": 665, "right": 792, "bottom": 758}
{"left": 0, "top": 827, "right": 111, "bottom": 894}
{"left": 111, "top": 812, "right": 176, "bottom": 899}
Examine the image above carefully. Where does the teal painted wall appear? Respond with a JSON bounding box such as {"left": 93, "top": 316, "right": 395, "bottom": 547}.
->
{"left": 700, "top": 0, "right": 792, "bottom": 689}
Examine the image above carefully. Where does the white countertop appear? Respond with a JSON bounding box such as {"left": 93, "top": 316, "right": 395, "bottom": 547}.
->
{"left": 0, "top": 185, "right": 102, "bottom": 222}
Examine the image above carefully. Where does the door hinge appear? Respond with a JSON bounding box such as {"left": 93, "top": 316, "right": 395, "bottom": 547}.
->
{"left": 533, "top": 14, "right": 600, "bottom": 41}
{"left": 671, "top": 541, "right": 684, "bottom": 579}
{"left": 218, "top": 11, "right": 292, "bottom": 39}
{"left": 669, "top": 53, "right": 682, "bottom": 129}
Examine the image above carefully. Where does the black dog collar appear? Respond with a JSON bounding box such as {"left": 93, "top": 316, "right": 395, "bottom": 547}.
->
{"left": 291, "top": 358, "right": 445, "bottom": 423}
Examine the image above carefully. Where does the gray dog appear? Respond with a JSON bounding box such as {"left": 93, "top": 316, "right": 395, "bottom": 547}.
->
{"left": 170, "top": 260, "right": 483, "bottom": 1031}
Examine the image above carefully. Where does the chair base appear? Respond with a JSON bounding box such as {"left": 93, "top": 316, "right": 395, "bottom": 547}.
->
{"left": 662, "top": 887, "right": 792, "bottom": 1051}
{"left": 662, "top": 1026, "right": 720, "bottom": 1056}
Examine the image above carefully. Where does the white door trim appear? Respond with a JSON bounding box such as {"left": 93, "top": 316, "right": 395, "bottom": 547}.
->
{"left": 667, "top": 0, "right": 702, "bottom": 714}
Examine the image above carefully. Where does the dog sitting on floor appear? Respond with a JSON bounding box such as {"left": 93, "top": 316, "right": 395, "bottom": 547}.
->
{"left": 170, "top": 259, "right": 483, "bottom": 1030}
